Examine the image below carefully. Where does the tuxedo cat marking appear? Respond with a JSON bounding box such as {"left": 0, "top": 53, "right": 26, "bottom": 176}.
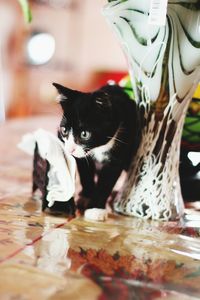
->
{"left": 53, "top": 82, "right": 140, "bottom": 209}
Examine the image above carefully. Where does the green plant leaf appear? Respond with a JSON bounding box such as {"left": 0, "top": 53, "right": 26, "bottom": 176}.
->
{"left": 18, "top": 0, "right": 32, "bottom": 23}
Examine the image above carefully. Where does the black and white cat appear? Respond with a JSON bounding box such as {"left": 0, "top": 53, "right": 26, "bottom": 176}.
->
{"left": 53, "top": 82, "right": 140, "bottom": 210}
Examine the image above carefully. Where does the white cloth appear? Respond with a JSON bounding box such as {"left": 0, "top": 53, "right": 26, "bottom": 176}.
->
{"left": 18, "top": 129, "right": 76, "bottom": 207}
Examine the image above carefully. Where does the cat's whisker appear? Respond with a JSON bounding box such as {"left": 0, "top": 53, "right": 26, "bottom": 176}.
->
{"left": 83, "top": 150, "right": 91, "bottom": 167}
{"left": 87, "top": 151, "right": 94, "bottom": 160}
{"left": 117, "top": 127, "right": 126, "bottom": 134}
{"left": 107, "top": 136, "right": 128, "bottom": 145}
{"left": 85, "top": 151, "right": 93, "bottom": 159}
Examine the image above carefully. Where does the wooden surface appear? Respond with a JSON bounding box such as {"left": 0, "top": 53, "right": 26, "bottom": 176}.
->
{"left": 0, "top": 116, "right": 200, "bottom": 300}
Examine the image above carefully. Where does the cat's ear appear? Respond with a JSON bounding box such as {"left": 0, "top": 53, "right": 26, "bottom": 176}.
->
{"left": 52, "top": 82, "right": 82, "bottom": 103}
{"left": 95, "top": 92, "right": 112, "bottom": 109}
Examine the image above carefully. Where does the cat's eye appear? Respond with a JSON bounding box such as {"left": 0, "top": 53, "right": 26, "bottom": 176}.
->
{"left": 80, "top": 130, "right": 91, "bottom": 140}
{"left": 60, "top": 126, "right": 68, "bottom": 137}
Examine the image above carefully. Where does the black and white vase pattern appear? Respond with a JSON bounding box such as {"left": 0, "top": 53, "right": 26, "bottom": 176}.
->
{"left": 103, "top": 0, "right": 200, "bottom": 220}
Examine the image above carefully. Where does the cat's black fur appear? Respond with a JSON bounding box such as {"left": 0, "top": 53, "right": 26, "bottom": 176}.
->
{"left": 53, "top": 82, "right": 140, "bottom": 210}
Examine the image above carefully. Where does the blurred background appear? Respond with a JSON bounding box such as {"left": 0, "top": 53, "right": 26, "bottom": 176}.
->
{"left": 0, "top": 0, "right": 128, "bottom": 119}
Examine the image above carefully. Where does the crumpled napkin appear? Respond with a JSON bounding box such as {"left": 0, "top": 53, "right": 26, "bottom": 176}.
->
{"left": 18, "top": 128, "right": 76, "bottom": 207}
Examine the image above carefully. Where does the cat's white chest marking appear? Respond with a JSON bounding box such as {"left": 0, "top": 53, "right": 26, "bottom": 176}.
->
{"left": 91, "top": 127, "right": 120, "bottom": 163}
{"left": 92, "top": 144, "right": 111, "bottom": 163}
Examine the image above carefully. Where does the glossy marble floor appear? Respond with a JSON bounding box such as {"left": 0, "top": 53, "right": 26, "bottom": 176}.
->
{"left": 0, "top": 116, "right": 200, "bottom": 300}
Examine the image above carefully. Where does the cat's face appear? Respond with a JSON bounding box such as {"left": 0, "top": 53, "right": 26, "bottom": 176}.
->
{"left": 53, "top": 83, "right": 119, "bottom": 160}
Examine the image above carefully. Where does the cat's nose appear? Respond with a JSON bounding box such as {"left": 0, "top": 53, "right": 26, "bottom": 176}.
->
{"left": 64, "top": 143, "right": 76, "bottom": 155}
{"left": 70, "top": 148, "right": 76, "bottom": 155}
{"left": 68, "top": 146, "right": 76, "bottom": 155}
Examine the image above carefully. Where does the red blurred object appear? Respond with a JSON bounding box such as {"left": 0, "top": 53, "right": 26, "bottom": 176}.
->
{"left": 86, "top": 71, "right": 128, "bottom": 92}
{"left": 96, "top": 71, "right": 127, "bottom": 86}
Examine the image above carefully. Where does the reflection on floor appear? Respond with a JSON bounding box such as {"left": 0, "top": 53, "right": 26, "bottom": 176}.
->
{"left": 1, "top": 196, "right": 200, "bottom": 300}
{"left": 0, "top": 116, "right": 200, "bottom": 300}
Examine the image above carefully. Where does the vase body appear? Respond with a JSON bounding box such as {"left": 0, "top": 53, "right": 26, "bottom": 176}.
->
{"left": 103, "top": 0, "right": 200, "bottom": 220}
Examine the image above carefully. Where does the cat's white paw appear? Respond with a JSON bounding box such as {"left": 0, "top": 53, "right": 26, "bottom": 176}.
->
{"left": 84, "top": 208, "right": 108, "bottom": 221}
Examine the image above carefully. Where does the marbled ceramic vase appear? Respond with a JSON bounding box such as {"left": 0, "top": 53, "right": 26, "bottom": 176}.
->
{"left": 103, "top": 0, "right": 200, "bottom": 221}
